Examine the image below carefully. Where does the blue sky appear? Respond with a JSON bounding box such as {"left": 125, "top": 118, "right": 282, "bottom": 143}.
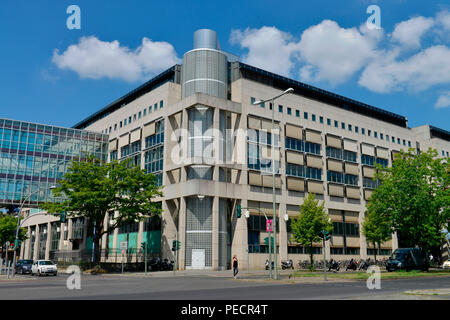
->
{"left": 0, "top": 0, "right": 449, "bottom": 130}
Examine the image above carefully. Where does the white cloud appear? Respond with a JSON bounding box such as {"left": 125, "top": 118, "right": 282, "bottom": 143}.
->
{"left": 358, "top": 45, "right": 450, "bottom": 93}
{"left": 230, "top": 27, "right": 300, "bottom": 76}
{"left": 390, "top": 16, "right": 434, "bottom": 49}
{"left": 52, "top": 36, "right": 180, "bottom": 82}
{"left": 297, "top": 20, "right": 381, "bottom": 85}
{"left": 436, "top": 10, "right": 450, "bottom": 31}
{"left": 435, "top": 91, "right": 450, "bottom": 109}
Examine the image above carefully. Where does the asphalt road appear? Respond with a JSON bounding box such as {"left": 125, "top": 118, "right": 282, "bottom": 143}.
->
{"left": 1, "top": 273, "right": 450, "bottom": 300}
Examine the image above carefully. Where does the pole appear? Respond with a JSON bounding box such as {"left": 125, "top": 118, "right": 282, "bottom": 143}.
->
{"left": 271, "top": 97, "right": 278, "bottom": 280}
{"left": 323, "top": 237, "right": 327, "bottom": 281}
{"left": 5, "top": 242, "right": 9, "bottom": 278}
{"left": 121, "top": 251, "right": 124, "bottom": 274}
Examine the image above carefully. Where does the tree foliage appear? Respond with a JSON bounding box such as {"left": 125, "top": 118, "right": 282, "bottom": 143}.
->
{"left": 290, "top": 193, "right": 333, "bottom": 268}
{"left": 362, "top": 209, "right": 391, "bottom": 261}
{"left": 367, "top": 148, "right": 450, "bottom": 254}
{"left": 41, "top": 156, "right": 163, "bottom": 264}
{"left": 0, "top": 214, "right": 27, "bottom": 248}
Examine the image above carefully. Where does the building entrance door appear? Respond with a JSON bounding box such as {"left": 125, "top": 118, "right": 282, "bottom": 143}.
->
{"left": 191, "top": 249, "right": 205, "bottom": 269}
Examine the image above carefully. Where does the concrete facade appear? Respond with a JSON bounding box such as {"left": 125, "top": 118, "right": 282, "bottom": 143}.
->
{"left": 18, "top": 30, "right": 450, "bottom": 271}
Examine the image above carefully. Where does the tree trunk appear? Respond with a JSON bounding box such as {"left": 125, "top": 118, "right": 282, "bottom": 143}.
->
{"left": 308, "top": 245, "right": 314, "bottom": 271}
{"left": 374, "top": 242, "right": 377, "bottom": 262}
{"left": 93, "top": 223, "right": 103, "bottom": 267}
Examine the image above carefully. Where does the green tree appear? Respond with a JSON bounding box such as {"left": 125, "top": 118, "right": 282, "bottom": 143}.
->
{"left": 362, "top": 210, "right": 391, "bottom": 262}
{"left": 367, "top": 148, "right": 450, "bottom": 258}
{"left": 290, "top": 193, "right": 333, "bottom": 270}
{"left": 0, "top": 214, "right": 28, "bottom": 258}
{"left": 41, "top": 156, "right": 163, "bottom": 265}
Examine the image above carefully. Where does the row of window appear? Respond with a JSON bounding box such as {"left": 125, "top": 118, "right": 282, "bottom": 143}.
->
{"left": 285, "top": 163, "right": 322, "bottom": 180}
{"left": 325, "top": 146, "right": 357, "bottom": 162}
{"left": 250, "top": 97, "right": 413, "bottom": 148}
{"left": 333, "top": 222, "right": 360, "bottom": 236}
{"left": 361, "top": 155, "right": 388, "bottom": 167}
{"left": 102, "top": 100, "right": 164, "bottom": 134}
{"left": 285, "top": 137, "right": 321, "bottom": 155}
{"left": 327, "top": 171, "right": 359, "bottom": 186}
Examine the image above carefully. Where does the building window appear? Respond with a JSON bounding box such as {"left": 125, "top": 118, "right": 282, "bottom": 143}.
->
{"left": 120, "top": 121, "right": 122, "bottom": 128}
{"left": 160, "top": 100, "right": 163, "bottom": 109}
{"left": 326, "top": 146, "right": 343, "bottom": 160}
{"left": 386, "top": 135, "right": 389, "bottom": 141}
{"left": 375, "top": 158, "right": 388, "bottom": 167}
{"left": 138, "top": 112, "right": 142, "bottom": 119}
{"left": 124, "top": 119, "right": 127, "bottom": 126}
{"left": 348, "top": 124, "right": 352, "bottom": 132}
{"left": 133, "top": 114, "right": 136, "bottom": 121}
{"left": 149, "top": 106, "right": 152, "bottom": 114}
{"left": 368, "top": 130, "right": 371, "bottom": 137}
{"left": 408, "top": 141, "right": 411, "bottom": 147}
{"left": 305, "top": 167, "right": 322, "bottom": 180}
{"left": 374, "top": 131, "right": 377, "bottom": 138}
{"left": 344, "top": 174, "right": 358, "bottom": 186}
{"left": 154, "top": 103, "right": 157, "bottom": 111}
{"left": 250, "top": 97, "right": 256, "bottom": 105}
{"left": 334, "top": 120, "right": 338, "bottom": 128}
{"left": 304, "top": 112, "right": 308, "bottom": 120}
{"left": 312, "top": 114, "right": 316, "bottom": 122}
{"left": 361, "top": 154, "right": 375, "bottom": 166}
{"left": 380, "top": 133, "right": 383, "bottom": 140}
{"left": 363, "top": 177, "right": 380, "bottom": 189}
{"left": 110, "top": 150, "right": 118, "bottom": 161}
{"left": 296, "top": 110, "right": 300, "bottom": 117}
{"left": 343, "top": 150, "right": 357, "bottom": 162}
{"left": 362, "top": 128, "right": 365, "bottom": 135}
{"left": 143, "top": 109, "right": 146, "bottom": 116}
{"left": 355, "top": 126, "right": 359, "bottom": 133}
{"left": 403, "top": 139, "right": 406, "bottom": 146}
{"left": 287, "top": 107, "right": 292, "bottom": 115}
{"left": 129, "top": 116, "right": 132, "bottom": 124}
{"left": 279, "top": 105, "right": 283, "bottom": 113}
{"left": 319, "top": 116, "right": 324, "bottom": 124}
{"left": 114, "top": 124, "right": 117, "bottom": 131}
{"left": 341, "top": 122, "right": 345, "bottom": 130}
{"left": 327, "top": 118, "right": 331, "bottom": 126}
{"left": 327, "top": 170, "right": 343, "bottom": 183}
{"left": 397, "top": 138, "right": 400, "bottom": 144}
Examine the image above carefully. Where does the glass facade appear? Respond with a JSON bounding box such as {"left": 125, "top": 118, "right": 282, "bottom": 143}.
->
{"left": 0, "top": 118, "right": 108, "bottom": 206}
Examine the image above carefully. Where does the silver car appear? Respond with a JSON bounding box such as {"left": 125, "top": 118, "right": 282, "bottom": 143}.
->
{"left": 31, "top": 260, "right": 58, "bottom": 276}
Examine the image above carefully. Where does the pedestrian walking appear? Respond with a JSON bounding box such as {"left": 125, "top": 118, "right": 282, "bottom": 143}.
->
{"left": 232, "top": 255, "right": 238, "bottom": 279}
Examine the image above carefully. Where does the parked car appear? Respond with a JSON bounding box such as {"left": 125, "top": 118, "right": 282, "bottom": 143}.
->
{"left": 443, "top": 259, "right": 450, "bottom": 269}
{"left": 31, "top": 260, "right": 58, "bottom": 276}
{"left": 15, "top": 259, "right": 33, "bottom": 274}
{"left": 386, "top": 248, "right": 429, "bottom": 272}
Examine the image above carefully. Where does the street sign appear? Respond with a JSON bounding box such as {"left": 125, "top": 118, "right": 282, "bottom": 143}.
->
{"left": 119, "top": 241, "right": 128, "bottom": 250}
{"left": 266, "top": 219, "right": 273, "bottom": 232}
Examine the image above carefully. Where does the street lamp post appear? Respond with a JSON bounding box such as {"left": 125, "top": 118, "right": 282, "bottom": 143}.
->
{"left": 11, "top": 185, "right": 56, "bottom": 277}
{"left": 254, "top": 88, "right": 294, "bottom": 280}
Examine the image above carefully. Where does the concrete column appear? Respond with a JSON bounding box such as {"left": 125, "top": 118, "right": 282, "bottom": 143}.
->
{"left": 212, "top": 196, "right": 219, "bottom": 270}
{"left": 392, "top": 232, "right": 399, "bottom": 251}
{"left": 33, "top": 224, "right": 39, "bottom": 260}
{"left": 67, "top": 218, "right": 73, "bottom": 250}
{"left": 58, "top": 222, "right": 65, "bottom": 251}
{"left": 101, "top": 212, "right": 108, "bottom": 251}
{"left": 45, "top": 222, "right": 51, "bottom": 260}
{"left": 161, "top": 200, "right": 177, "bottom": 260}
{"left": 81, "top": 217, "right": 88, "bottom": 250}
{"left": 112, "top": 211, "right": 119, "bottom": 251}
{"left": 178, "top": 197, "right": 186, "bottom": 270}
{"left": 137, "top": 220, "right": 144, "bottom": 251}
{"left": 24, "top": 226, "right": 31, "bottom": 259}
{"left": 359, "top": 211, "right": 368, "bottom": 259}
{"left": 232, "top": 198, "right": 248, "bottom": 271}
{"left": 278, "top": 203, "right": 288, "bottom": 262}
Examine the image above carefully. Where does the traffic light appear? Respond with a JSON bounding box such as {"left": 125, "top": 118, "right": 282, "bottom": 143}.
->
{"left": 59, "top": 212, "right": 66, "bottom": 223}
{"left": 172, "top": 240, "right": 176, "bottom": 251}
{"left": 237, "top": 205, "right": 242, "bottom": 218}
{"left": 172, "top": 240, "right": 181, "bottom": 251}
{"left": 318, "top": 230, "right": 331, "bottom": 241}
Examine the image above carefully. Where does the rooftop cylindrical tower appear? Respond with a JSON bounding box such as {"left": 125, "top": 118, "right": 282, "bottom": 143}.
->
{"left": 181, "top": 29, "right": 228, "bottom": 99}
